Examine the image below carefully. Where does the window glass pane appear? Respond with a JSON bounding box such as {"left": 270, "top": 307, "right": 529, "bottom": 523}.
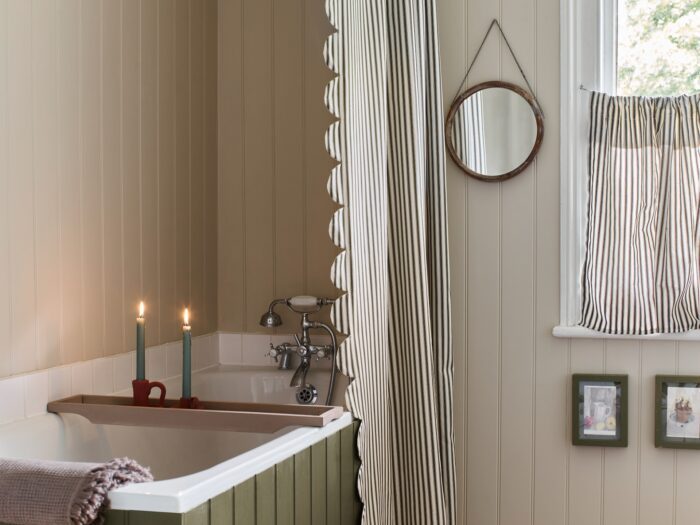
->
{"left": 617, "top": 0, "right": 700, "bottom": 96}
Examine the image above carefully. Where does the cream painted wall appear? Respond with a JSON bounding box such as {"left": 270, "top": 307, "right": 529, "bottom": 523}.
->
{"left": 217, "top": 0, "right": 338, "bottom": 334}
{"left": 438, "top": 2, "right": 700, "bottom": 525}
{"left": 0, "top": 0, "right": 218, "bottom": 378}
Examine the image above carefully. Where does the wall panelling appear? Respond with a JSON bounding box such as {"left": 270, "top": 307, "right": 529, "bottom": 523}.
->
{"left": 217, "top": 0, "right": 338, "bottom": 334}
{"left": 0, "top": 0, "right": 218, "bottom": 377}
{"left": 438, "top": 0, "right": 700, "bottom": 523}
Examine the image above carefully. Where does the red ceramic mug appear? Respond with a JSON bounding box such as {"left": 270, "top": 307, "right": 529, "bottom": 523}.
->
{"left": 132, "top": 379, "right": 167, "bottom": 407}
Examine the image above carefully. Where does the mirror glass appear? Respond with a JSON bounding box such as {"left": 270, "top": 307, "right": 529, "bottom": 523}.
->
{"left": 447, "top": 84, "right": 541, "bottom": 180}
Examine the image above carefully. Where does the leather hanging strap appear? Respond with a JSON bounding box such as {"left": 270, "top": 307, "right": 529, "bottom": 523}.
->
{"left": 452, "top": 19, "right": 543, "bottom": 116}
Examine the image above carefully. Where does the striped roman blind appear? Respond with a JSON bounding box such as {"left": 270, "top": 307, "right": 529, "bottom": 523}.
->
{"left": 581, "top": 91, "right": 700, "bottom": 335}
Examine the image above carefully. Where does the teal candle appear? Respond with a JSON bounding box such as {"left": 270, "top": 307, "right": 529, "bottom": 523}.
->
{"left": 182, "top": 308, "right": 192, "bottom": 398}
{"left": 136, "top": 302, "right": 145, "bottom": 381}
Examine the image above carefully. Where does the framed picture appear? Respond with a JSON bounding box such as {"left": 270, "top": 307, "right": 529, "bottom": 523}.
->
{"left": 572, "top": 374, "right": 628, "bottom": 447}
{"left": 655, "top": 375, "right": 700, "bottom": 449}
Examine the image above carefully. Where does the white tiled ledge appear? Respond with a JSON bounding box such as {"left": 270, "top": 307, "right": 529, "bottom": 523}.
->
{"left": 0, "top": 331, "right": 334, "bottom": 426}
{"left": 0, "top": 333, "right": 219, "bottom": 426}
{"left": 553, "top": 325, "right": 700, "bottom": 341}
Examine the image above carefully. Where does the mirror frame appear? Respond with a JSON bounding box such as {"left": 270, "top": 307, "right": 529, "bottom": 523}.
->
{"left": 445, "top": 80, "right": 544, "bottom": 182}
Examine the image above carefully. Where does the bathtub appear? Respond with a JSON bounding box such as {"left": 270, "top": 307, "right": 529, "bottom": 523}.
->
{"left": 0, "top": 365, "right": 359, "bottom": 523}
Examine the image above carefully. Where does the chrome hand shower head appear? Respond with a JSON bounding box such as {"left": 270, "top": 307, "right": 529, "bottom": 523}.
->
{"left": 259, "top": 299, "right": 287, "bottom": 328}
{"left": 259, "top": 310, "right": 282, "bottom": 328}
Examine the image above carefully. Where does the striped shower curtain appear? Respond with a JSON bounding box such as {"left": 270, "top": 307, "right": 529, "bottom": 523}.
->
{"left": 324, "top": 0, "right": 455, "bottom": 523}
{"left": 581, "top": 91, "right": 700, "bottom": 334}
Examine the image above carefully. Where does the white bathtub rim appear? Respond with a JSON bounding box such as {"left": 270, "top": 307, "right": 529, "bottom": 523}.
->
{"left": 109, "top": 411, "right": 353, "bottom": 514}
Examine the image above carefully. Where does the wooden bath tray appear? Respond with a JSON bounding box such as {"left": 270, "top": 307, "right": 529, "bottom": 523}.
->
{"left": 47, "top": 395, "right": 344, "bottom": 434}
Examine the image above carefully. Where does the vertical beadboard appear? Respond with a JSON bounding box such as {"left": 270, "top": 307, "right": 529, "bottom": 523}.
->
{"left": 203, "top": 0, "right": 218, "bottom": 336}
{"left": 216, "top": 0, "right": 245, "bottom": 335}
{"left": 157, "top": 0, "right": 178, "bottom": 344}
{"left": 437, "top": 1, "right": 700, "bottom": 524}
{"left": 32, "top": 0, "right": 61, "bottom": 370}
{"left": 532, "top": 0, "right": 570, "bottom": 523}
{"left": 294, "top": 446, "right": 312, "bottom": 524}
{"left": 80, "top": 0, "right": 105, "bottom": 362}
{"left": 122, "top": 0, "right": 142, "bottom": 355}
{"left": 638, "top": 342, "right": 677, "bottom": 525}
{"left": 0, "top": 0, "right": 218, "bottom": 379}
{"left": 464, "top": 3, "right": 501, "bottom": 524}
{"left": 499, "top": 0, "right": 536, "bottom": 521}
{"left": 273, "top": 0, "right": 305, "bottom": 331}
{"left": 255, "top": 467, "right": 276, "bottom": 525}
{"left": 310, "top": 440, "right": 327, "bottom": 524}
{"left": 8, "top": 0, "right": 38, "bottom": 374}
{"left": 101, "top": 0, "right": 124, "bottom": 358}
{"left": 276, "top": 457, "right": 295, "bottom": 525}
{"left": 603, "top": 341, "right": 640, "bottom": 525}
{"left": 141, "top": 0, "right": 160, "bottom": 343}
{"left": 0, "top": 0, "right": 10, "bottom": 377}
{"left": 567, "top": 340, "right": 605, "bottom": 525}
{"left": 189, "top": 0, "right": 204, "bottom": 333}
{"left": 234, "top": 477, "right": 256, "bottom": 524}
{"left": 57, "top": 0, "right": 85, "bottom": 366}
{"left": 241, "top": 0, "right": 274, "bottom": 332}
{"left": 174, "top": 0, "right": 191, "bottom": 321}
{"left": 216, "top": 0, "right": 338, "bottom": 334}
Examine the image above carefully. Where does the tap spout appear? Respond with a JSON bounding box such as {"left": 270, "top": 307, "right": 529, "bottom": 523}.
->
{"left": 290, "top": 357, "right": 311, "bottom": 387}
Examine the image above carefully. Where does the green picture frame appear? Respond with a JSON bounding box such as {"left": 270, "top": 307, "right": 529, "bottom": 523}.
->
{"left": 572, "top": 374, "right": 628, "bottom": 447}
{"left": 655, "top": 375, "right": 700, "bottom": 449}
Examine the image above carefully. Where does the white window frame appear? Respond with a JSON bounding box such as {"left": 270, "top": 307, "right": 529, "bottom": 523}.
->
{"left": 555, "top": 0, "right": 700, "bottom": 341}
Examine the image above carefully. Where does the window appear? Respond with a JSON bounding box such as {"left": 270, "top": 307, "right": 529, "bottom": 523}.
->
{"left": 618, "top": 0, "right": 700, "bottom": 97}
{"left": 557, "top": 0, "right": 700, "bottom": 340}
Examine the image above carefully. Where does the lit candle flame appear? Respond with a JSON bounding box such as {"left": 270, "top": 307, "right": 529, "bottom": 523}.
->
{"left": 138, "top": 301, "right": 145, "bottom": 318}
{"left": 184, "top": 308, "right": 190, "bottom": 326}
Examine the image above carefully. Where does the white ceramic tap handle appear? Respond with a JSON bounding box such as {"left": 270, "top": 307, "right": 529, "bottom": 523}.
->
{"left": 289, "top": 295, "right": 318, "bottom": 308}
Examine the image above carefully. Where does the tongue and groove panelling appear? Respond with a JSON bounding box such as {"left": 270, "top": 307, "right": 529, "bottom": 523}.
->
{"left": 0, "top": 0, "right": 219, "bottom": 378}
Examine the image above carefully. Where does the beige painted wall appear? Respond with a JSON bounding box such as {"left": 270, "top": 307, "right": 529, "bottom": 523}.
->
{"left": 217, "top": 0, "right": 338, "bottom": 334}
{"left": 0, "top": 0, "right": 218, "bottom": 378}
{"left": 438, "top": 1, "right": 700, "bottom": 525}
{"left": 0, "top": 0, "right": 336, "bottom": 376}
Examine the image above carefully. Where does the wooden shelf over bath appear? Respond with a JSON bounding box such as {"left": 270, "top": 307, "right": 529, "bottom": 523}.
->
{"left": 47, "top": 395, "right": 345, "bottom": 434}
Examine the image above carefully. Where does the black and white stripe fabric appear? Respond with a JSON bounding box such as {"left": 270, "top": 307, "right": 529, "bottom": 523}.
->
{"left": 324, "top": 0, "right": 456, "bottom": 523}
{"left": 452, "top": 93, "right": 486, "bottom": 173}
{"left": 581, "top": 91, "right": 700, "bottom": 334}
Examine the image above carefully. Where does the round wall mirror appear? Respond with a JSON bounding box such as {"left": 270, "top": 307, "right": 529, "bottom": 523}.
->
{"left": 445, "top": 81, "right": 544, "bottom": 182}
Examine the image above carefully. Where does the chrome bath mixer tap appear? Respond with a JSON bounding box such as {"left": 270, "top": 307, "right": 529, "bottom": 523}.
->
{"left": 259, "top": 296, "right": 337, "bottom": 405}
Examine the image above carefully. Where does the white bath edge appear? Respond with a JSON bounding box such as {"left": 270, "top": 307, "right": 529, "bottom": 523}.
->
{"left": 109, "top": 412, "right": 353, "bottom": 514}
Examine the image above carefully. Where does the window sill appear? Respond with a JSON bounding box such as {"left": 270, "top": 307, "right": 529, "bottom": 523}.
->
{"left": 552, "top": 326, "right": 700, "bottom": 342}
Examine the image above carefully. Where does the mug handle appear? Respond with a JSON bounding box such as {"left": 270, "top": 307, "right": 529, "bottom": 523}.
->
{"left": 148, "top": 381, "right": 167, "bottom": 407}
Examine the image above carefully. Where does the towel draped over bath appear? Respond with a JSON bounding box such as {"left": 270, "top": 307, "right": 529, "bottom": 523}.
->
{"left": 0, "top": 457, "right": 152, "bottom": 525}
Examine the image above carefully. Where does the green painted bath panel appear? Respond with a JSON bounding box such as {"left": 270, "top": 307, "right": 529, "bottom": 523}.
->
{"left": 104, "top": 420, "right": 361, "bottom": 525}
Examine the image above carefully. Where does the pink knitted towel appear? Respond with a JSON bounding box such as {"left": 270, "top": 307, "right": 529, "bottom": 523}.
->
{"left": 0, "top": 457, "right": 153, "bottom": 525}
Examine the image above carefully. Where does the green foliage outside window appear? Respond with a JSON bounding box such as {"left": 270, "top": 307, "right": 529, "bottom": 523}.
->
{"left": 618, "top": 0, "right": 700, "bottom": 96}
